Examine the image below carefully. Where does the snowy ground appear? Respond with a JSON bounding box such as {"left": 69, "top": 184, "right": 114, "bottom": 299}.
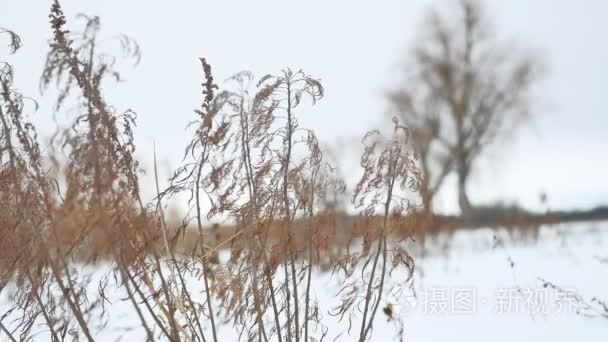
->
{"left": 2, "top": 222, "right": 607, "bottom": 341}
{"left": 387, "top": 222, "right": 608, "bottom": 342}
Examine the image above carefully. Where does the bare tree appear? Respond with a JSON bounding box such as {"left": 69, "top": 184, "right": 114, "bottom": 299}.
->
{"left": 388, "top": 0, "right": 542, "bottom": 214}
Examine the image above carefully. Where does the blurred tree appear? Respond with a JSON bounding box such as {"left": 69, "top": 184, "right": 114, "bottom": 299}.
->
{"left": 388, "top": 0, "right": 542, "bottom": 214}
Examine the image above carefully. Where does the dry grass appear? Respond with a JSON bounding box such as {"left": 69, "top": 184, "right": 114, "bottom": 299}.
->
{"left": 0, "top": 1, "right": 422, "bottom": 341}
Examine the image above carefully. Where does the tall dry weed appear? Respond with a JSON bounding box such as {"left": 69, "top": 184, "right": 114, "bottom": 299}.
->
{"left": 0, "top": 2, "right": 422, "bottom": 341}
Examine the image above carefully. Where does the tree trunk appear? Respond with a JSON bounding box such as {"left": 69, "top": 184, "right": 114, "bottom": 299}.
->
{"left": 457, "top": 162, "right": 472, "bottom": 216}
{"left": 420, "top": 176, "right": 433, "bottom": 214}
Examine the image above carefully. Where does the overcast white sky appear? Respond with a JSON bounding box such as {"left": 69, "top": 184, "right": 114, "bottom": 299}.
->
{"left": 2, "top": 0, "right": 607, "bottom": 214}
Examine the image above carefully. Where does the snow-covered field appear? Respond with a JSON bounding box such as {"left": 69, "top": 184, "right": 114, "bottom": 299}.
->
{"left": 390, "top": 222, "right": 608, "bottom": 342}
{"left": 2, "top": 222, "right": 607, "bottom": 341}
